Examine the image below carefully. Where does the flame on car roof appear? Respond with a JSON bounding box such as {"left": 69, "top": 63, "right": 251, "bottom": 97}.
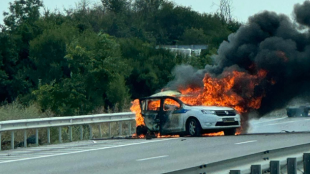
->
{"left": 150, "top": 90, "right": 182, "bottom": 97}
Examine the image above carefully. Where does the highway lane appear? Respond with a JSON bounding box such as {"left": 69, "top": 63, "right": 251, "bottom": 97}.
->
{"left": 0, "top": 133, "right": 310, "bottom": 174}
{"left": 248, "top": 116, "right": 310, "bottom": 133}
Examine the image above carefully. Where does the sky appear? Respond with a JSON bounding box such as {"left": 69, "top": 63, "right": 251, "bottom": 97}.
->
{"left": 0, "top": 0, "right": 307, "bottom": 24}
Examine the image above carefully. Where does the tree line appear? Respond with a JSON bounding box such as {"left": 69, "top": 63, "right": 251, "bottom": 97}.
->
{"left": 0, "top": 0, "right": 240, "bottom": 116}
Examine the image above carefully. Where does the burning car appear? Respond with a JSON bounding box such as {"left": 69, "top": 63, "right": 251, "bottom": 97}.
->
{"left": 137, "top": 91, "right": 241, "bottom": 137}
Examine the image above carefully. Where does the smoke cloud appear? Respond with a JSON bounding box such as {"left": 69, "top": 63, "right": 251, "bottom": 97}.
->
{"left": 294, "top": 1, "right": 310, "bottom": 27}
{"left": 167, "top": 1, "right": 310, "bottom": 116}
{"left": 166, "top": 65, "right": 205, "bottom": 89}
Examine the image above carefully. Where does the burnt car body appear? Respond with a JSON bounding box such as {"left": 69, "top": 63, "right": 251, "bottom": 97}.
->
{"left": 138, "top": 94, "right": 241, "bottom": 136}
{"left": 286, "top": 105, "right": 310, "bottom": 117}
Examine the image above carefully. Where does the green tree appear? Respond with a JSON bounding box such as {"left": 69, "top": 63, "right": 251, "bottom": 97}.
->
{"left": 178, "top": 28, "right": 210, "bottom": 45}
{"left": 189, "top": 48, "right": 216, "bottom": 69}
{"left": 0, "top": 33, "right": 18, "bottom": 102}
{"left": 34, "top": 32, "right": 131, "bottom": 115}
{"left": 29, "top": 23, "right": 78, "bottom": 86}
{"left": 120, "top": 38, "right": 184, "bottom": 98}
{"left": 33, "top": 78, "right": 88, "bottom": 115}
{"left": 0, "top": 0, "right": 43, "bottom": 103}
{"left": 2, "top": 0, "right": 43, "bottom": 32}
{"left": 102, "top": 0, "right": 129, "bottom": 14}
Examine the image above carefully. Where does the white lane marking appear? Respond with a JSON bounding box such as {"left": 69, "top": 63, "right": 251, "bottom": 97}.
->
{"left": 0, "top": 139, "right": 174, "bottom": 164}
{"left": 0, "top": 146, "right": 114, "bottom": 156}
{"left": 136, "top": 155, "right": 168, "bottom": 162}
{"left": 267, "top": 121, "right": 297, "bottom": 126}
{"left": 235, "top": 140, "right": 257, "bottom": 145}
{"left": 251, "top": 117, "right": 286, "bottom": 125}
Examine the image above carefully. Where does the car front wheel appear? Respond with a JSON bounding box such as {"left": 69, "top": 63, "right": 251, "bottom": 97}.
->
{"left": 187, "top": 118, "right": 201, "bottom": 136}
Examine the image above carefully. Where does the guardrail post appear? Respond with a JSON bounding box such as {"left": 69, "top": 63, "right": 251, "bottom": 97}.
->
{"left": 230, "top": 170, "right": 241, "bottom": 174}
{"left": 58, "top": 127, "right": 62, "bottom": 143}
{"left": 47, "top": 128, "right": 50, "bottom": 144}
{"left": 11, "top": 131, "right": 14, "bottom": 149}
{"left": 35, "top": 129, "right": 39, "bottom": 146}
{"left": 89, "top": 125, "right": 92, "bottom": 139}
{"left": 69, "top": 126, "right": 72, "bottom": 142}
{"left": 128, "top": 121, "right": 132, "bottom": 136}
{"left": 304, "top": 153, "right": 310, "bottom": 174}
{"left": 98, "top": 124, "right": 102, "bottom": 138}
{"left": 80, "top": 125, "right": 83, "bottom": 140}
{"left": 0, "top": 132, "right": 2, "bottom": 151}
{"left": 287, "top": 158, "right": 297, "bottom": 174}
{"left": 109, "top": 123, "right": 111, "bottom": 138}
{"left": 119, "top": 122, "right": 122, "bottom": 136}
{"left": 24, "top": 130, "right": 27, "bottom": 147}
{"left": 251, "top": 165, "right": 261, "bottom": 174}
{"left": 270, "top": 161, "right": 280, "bottom": 174}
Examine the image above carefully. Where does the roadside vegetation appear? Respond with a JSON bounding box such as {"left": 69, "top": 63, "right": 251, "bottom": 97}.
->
{"left": 0, "top": 101, "right": 45, "bottom": 121}
{"left": 0, "top": 0, "right": 240, "bottom": 118}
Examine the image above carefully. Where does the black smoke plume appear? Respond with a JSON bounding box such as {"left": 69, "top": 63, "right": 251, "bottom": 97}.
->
{"left": 167, "top": 1, "right": 310, "bottom": 116}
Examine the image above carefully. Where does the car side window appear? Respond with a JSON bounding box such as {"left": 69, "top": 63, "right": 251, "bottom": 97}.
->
{"left": 163, "top": 98, "right": 181, "bottom": 111}
{"left": 146, "top": 99, "right": 161, "bottom": 111}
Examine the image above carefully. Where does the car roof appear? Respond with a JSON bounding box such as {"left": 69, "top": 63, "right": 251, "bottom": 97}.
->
{"left": 139, "top": 96, "right": 175, "bottom": 100}
{"left": 150, "top": 90, "right": 181, "bottom": 97}
{"left": 139, "top": 90, "right": 183, "bottom": 102}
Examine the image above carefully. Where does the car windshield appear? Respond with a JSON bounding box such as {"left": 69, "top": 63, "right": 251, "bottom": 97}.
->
{"left": 175, "top": 96, "right": 194, "bottom": 106}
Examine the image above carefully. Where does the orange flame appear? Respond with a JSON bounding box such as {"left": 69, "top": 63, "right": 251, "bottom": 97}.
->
{"left": 179, "top": 70, "right": 267, "bottom": 113}
{"left": 202, "top": 131, "right": 224, "bottom": 136}
{"left": 131, "top": 99, "right": 145, "bottom": 126}
{"left": 132, "top": 133, "right": 145, "bottom": 138}
{"left": 156, "top": 133, "right": 180, "bottom": 138}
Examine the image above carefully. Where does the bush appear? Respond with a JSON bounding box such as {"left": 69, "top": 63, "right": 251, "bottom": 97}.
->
{"left": 0, "top": 101, "right": 53, "bottom": 121}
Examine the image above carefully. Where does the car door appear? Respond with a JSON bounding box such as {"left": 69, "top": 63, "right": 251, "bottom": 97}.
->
{"left": 140, "top": 98, "right": 161, "bottom": 132}
{"left": 160, "top": 97, "right": 183, "bottom": 134}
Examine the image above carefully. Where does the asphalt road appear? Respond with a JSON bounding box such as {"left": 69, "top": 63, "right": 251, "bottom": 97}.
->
{"left": 0, "top": 132, "right": 310, "bottom": 174}
{"left": 248, "top": 115, "right": 310, "bottom": 133}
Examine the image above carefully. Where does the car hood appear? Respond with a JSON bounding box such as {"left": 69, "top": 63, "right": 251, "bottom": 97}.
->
{"left": 184, "top": 105, "right": 234, "bottom": 111}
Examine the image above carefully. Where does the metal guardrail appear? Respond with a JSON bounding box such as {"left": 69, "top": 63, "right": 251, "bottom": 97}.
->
{"left": 0, "top": 112, "right": 136, "bottom": 150}
{"left": 165, "top": 143, "right": 310, "bottom": 174}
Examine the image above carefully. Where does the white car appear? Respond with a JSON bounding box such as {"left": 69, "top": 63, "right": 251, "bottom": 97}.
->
{"left": 138, "top": 92, "right": 241, "bottom": 136}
